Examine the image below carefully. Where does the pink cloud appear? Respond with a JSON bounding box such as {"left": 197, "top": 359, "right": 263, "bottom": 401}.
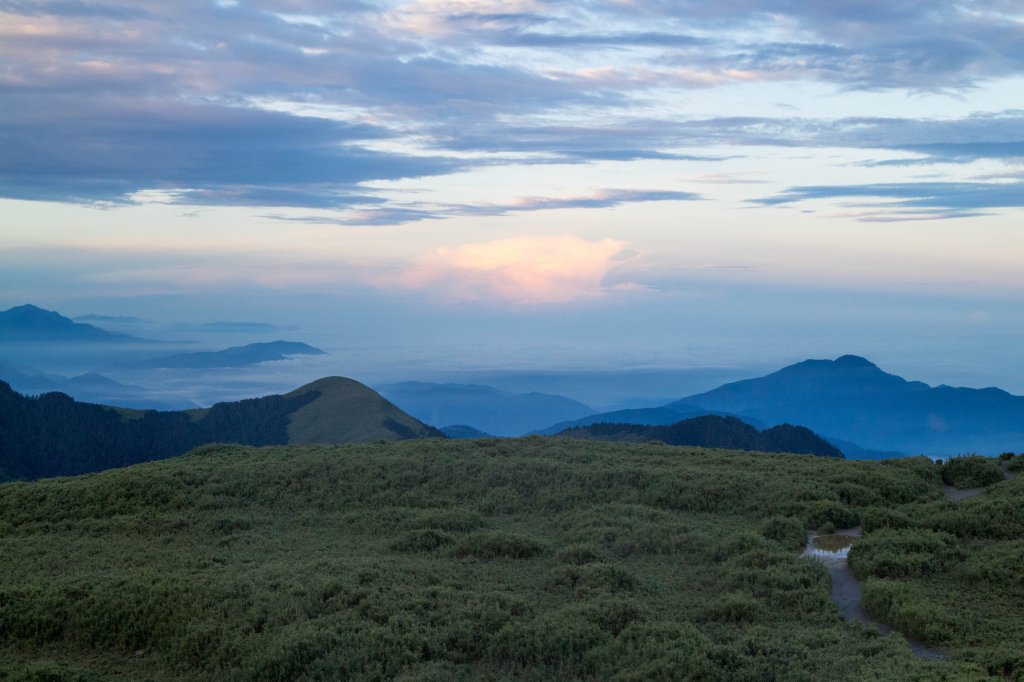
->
{"left": 389, "top": 235, "right": 629, "bottom": 303}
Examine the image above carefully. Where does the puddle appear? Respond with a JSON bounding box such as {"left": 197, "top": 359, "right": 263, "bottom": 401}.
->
{"left": 803, "top": 533, "right": 856, "bottom": 559}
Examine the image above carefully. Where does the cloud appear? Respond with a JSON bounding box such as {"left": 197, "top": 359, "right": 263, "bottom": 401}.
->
{"left": 754, "top": 180, "right": 1024, "bottom": 220}
{"left": 0, "top": 96, "right": 460, "bottom": 206}
{"left": 2, "top": 0, "right": 1024, "bottom": 209}
{"left": 266, "top": 188, "right": 701, "bottom": 226}
{"left": 389, "top": 235, "right": 629, "bottom": 303}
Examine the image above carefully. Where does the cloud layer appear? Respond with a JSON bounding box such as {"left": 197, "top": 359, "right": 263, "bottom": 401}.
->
{"left": 2, "top": 0, "right": 1023, "bottom": 215}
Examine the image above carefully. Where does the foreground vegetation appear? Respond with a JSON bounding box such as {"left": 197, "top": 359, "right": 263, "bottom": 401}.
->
{"left": 0, "top": 439, "right": 1021, "bottom": 680}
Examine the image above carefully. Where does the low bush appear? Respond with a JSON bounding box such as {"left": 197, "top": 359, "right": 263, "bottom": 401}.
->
{"left": 453, "top": 531, "right": 545, "bottom": 559}
{"left": 941, "top": 456, "right": 1004, "bottom": 489}
{"left": 759, "top": 515, "right": 806, "bottom": 551}
{"left": 861, "top": 579, "right": 955, "bottom": 644}
{"left": 390, "top": 528, "right": 454, "bottom": 552}
{"left": 849, "top": 528, "right": 962, "bottom": 579}
{"left": 860, "top": 506, "right": 914, "bottom": 533}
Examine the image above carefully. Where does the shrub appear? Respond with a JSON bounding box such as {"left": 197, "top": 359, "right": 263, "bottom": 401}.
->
{"left": 861, "top": 579, "right": 955, "bottom": 644}
{"left": 700, "top": 592, "right": 763, "bottom": 624}
{"left": 941, "top": 456, "right": 1004, "bottom": 489}
{"left": 759, "top": 515, "right": 806, "bottom": 551}
{"left": 453, "top": 532, "right": 544, "bottom": 559}
{"left": 860, "top": 506, "right": 913, "bottom": 533}
{"left": 849, "top": 528, "right": 962, "bottom": 579}
{"left": 390, "top": 528, "right": 454, "bottom": 552}
{"left": 557, "top": 543, "right": 603, "bottom": 564}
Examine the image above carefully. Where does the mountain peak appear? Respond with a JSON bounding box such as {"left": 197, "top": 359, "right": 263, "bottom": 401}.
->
{"left": 0, "top": 304, "right": 142, "bottom": 343}
{"left": 833, "top": 355, "right": 877, "bottom": 368}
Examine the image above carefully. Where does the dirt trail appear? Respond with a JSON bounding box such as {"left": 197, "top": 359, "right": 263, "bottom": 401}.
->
{"left": 801, "top": 528, "right": 942, "bottom": 661}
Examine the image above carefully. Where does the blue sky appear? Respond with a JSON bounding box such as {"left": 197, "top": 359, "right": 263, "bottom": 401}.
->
{"left": 1, "top": 0, "right": 1023, "bottom": 391}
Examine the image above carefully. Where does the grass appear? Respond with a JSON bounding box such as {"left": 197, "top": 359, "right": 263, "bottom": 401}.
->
{"left": 0, "top": 439, "right": 1019, "bottom": 680}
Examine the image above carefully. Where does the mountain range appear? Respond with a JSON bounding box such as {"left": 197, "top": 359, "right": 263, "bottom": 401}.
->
{"left": 0, "top": 360, "right": 199, "bottom": 410}
{"left": 0, "top": 377, "right": 440, "bottom": 481}
{"left": 562, "top": 355, "right": 1024, "bottom": 457}
{"left": 376, "top": 382, "right": 595, "bottom": 436}
{"left": 142, "top": 341, "right": 327, "bottom": 369}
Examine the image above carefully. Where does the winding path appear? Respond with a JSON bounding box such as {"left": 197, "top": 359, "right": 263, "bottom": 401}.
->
{"left": 801, "top": 529, "right": 942, "bottom": 660}
{"left": 803, "top": 461, "right": 1019, "bottom": 660}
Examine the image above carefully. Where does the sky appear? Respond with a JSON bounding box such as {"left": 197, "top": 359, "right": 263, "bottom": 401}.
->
{"left": 1, "top": 0, "right": 1023, "bottom": 393}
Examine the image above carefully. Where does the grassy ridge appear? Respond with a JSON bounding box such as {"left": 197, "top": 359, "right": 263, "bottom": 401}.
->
{"left": 0, "top": 439, "right": 1019, "bottom": 680}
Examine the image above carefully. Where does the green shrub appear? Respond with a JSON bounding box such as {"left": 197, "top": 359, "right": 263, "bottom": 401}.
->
{"left": 849, "top": 528, "right": 962, "bottom": 579}
{"left": 700, "top": 592, "right": 763, "bottom": 624}
{"left": 860, "top": 506, "right": 913, "bottom": 533}
{"left": 759, "top": 515, "right": 806, "bottom": 550}
{"left": 861, "top": 579, "right": 955, "bottom": 644}
{"left": 391, "top": 528, "right": 454, "bottom": 552}
{"left": 941, "top": 456, "right": 1004, "bottom": 489}
{"left": 556, "top": 543, "right": 603, "bottom": 564}
{"left": 453, "top": 531, "right": 545, "bottom": 559}
{"left": 795, "top": 500, "right": 859, "bottom": 531}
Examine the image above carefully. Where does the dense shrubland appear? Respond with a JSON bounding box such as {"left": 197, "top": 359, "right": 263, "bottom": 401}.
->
{"left": 0, "top": 439, "right": 1020, "bottom": 680}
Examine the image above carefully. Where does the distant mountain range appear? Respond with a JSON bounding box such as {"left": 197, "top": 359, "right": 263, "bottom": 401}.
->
{"left": 440, "top": 424, "right": 493, "bottom": 439}
{"left": 557, "top": 415, "right": 843, "bottom": 458}
{"left": 533, "top": 405, "right": 764, "bottom": 436}
{"left": 0, "top": 377, "right": 441, "bottom": 480}
{"left": 532, "top": 355, "right": 1024, "bottom": 457}
{"left": 0, "top": 360, "right": 197, "bottom": 410}
{"left": 0, "top": 304, "right": 147, "bottom": 343}
{"left": 376, "top": 382, "right": 595, "bottom": 436}
{"left": 143, "top": 341, "right": 326, "bottom": 369}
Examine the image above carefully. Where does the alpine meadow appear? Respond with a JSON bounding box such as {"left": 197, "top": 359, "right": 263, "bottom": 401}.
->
{"left": 2, "top": 0, "right": 1024, "bottom": 680}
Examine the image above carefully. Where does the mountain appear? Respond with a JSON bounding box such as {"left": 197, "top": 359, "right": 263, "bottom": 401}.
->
{"left": 0, "top": 361, "right": 196, "bottom": 410}
{"left": 143, "top": 340, "right": 326, "bottom": 369}
{"left": 0, "top": 377, "right": 441, "bottom": 480}
{"left": 284, "top": 377, "right": 442, "bottom": 444}
{"left": 376, "top": 382, "right": 595, "bottom": 436}
{"left": 674, "top": 355, "right": 1024, "bottom": 456}
{"left": 533, "top": 404, "right": 765, "bottom": 435}
{"left": 0, "top": 304, "right": 145, "bottom": 343}
{"left": 557, "top": 414, "right": 843, "bottom": 457}
{"left": 0, "top": 358, "right": 62, "bottom": 394}
{"left": 440, "top": 424, "right": 493, "bottom": 439}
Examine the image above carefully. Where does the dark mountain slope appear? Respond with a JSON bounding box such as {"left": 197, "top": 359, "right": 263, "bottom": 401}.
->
{"left": 675, "top": 355, "right": 1024, "bottom": 456}
{"left": 534, "top": 404, "right": 765, "bottom": 435}
{"left": 558, "top": 414, "right": 843, "bottom": 457}
{"left": 0, "top": 377, "right": 440, "bottom": 481}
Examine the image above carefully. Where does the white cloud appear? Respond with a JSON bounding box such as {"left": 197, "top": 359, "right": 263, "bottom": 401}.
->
{"left": 388, "top": 235, "right": 629, "bottom": 303}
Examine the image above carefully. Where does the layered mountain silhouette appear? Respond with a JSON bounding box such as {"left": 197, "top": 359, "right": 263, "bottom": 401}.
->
{"left": 558, "top": 415, "right": 843, "bottom": 457}
{"left": 0, "top": 304, "right": 146, "bottom": 343}
{"left": 143, "top": 341, "right": 326, "bottom": 369}
{"left": 674, "top": 355, "right": 1024, "bottom": 456}
{"left": 0, "top": 377, "right": 441, "bottom": 480}
{"left": 376, "top": 382, "right": 595, "bottom": 437}
{"left": 0, "top": 360, "right": 197, "bottom": 410}
{"left": 534, "top": 405, "right": 763, "bottom": 436}
{"left": 440, "top": 424, "right": 493, "bottom": 439}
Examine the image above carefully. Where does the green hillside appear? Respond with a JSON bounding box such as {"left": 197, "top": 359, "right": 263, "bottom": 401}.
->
{"left": 1, "top": 440, "right": 1021, "bottom": 680}
{"left": 285, "top": 377, "right": 442, "bottom": 444}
